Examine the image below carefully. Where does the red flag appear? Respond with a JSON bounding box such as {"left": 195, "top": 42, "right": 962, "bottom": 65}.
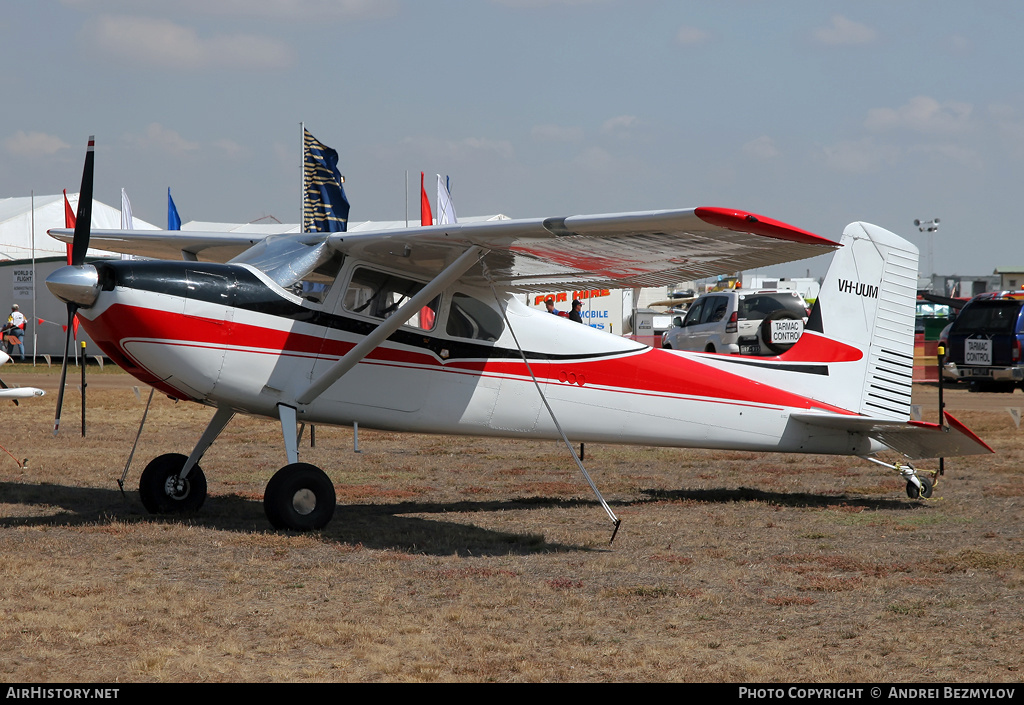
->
{"left": 420, "top": 172, "right": 433, "bottom": 226}
{"left": 37, "top": 319, "right": 43, "bottom": 325}
{"left": 61, "top": 190, "right": 80, "bottom": 337}
{"left": 62, "top": 190, "right": 75, "bottom": 264}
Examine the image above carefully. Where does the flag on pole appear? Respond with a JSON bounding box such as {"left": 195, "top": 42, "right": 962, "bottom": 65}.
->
{"left": 420, "top": 172, "right": 433, "bottom": 226}
{"left": 302, "top": 128, "right": 350, "bottom": 233}
{"left": 168, "top": 188, "right": 181, "bottom": 230}
{"left": 62, "top": 190, "right": 75, "bottom": 265}
{"left": 60, "top": 190, "right": 80, "bottom": 338}
{"left": 120, "top": 189, "right": 134, "bottom": 260}
{"left": 120, "top": 188, "right": 134, "bottom": 230}
{"left": 437, "top": 174, "right": 457, "bottom": 225}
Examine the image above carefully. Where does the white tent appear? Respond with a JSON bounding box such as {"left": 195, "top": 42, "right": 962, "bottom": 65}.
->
{"left": 0, "top": 193, "right": 158, "bottom": 261}
{"left": 0, "top": 194, "right": 158, "bottom": 360}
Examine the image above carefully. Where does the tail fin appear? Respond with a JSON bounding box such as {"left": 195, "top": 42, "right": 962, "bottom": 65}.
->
{"left": 797, "top": 221, "right": 918, "bottom": 419}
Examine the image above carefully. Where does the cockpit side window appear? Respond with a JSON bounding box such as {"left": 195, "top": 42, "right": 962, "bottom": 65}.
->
{"left": 343, "top": 267, "right": 439, "bottom": 331}
{"left": 446, "top": 292, "right": 504, "bottom": 341}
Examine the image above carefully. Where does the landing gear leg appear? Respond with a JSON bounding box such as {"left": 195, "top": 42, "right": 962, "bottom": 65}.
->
{"left": 861, "top": 456, "right": 933, "bottom": 499}
{"left": 139, "top": 406, "right": 234, "bottom": 515}
{"left": 264, "top": 404, "right": 336, "bottom": 531}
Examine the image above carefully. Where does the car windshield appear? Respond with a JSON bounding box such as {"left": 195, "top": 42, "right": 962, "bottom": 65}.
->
{"left": 737, "top": 294, "right": 806, "bottom": 321}
{"left": 951, "top": 300, "right": 1021, "bottom": 335}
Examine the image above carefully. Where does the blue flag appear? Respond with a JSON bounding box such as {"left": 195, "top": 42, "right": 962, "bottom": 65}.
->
{"left": 303, "top": 128, "right": 350, "bottom": 232}
{"left": 168, "top": 188, "right": 181, "bottom": 231}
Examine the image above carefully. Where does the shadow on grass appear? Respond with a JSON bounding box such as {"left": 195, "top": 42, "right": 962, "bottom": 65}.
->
{"left": 0, "top": 479, "right": 926, "bottom": 555}
{"left": 0, "top": 480, "right": 606, "bottom": 556}
{"left": 640, "top": 486, "right": 922, "bottom": 511}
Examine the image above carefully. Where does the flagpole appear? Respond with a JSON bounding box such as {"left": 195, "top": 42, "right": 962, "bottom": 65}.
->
{"left": 300, "top": 122, "right": 305, "bottom": 234}
{"left": 30, "top": 191, "right": 36, "bottom": 366}
{"left": 405, "top": 171, "right": 409, "bottom": 227}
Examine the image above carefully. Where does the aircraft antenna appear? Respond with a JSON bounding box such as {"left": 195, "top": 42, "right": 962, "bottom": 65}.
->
{"left": 488, "top": 284, "right": 622, "bottom": 544}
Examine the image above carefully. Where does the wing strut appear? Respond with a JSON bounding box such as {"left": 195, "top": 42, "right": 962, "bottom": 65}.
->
{"left": 488, "top": 284, "right": 622, "bottom": 544}
{"left": 294, "top": 246, "right": 484, "bottom": 406}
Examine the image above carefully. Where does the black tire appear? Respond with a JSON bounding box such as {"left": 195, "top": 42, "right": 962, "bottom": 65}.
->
{"left": 264, "top": 463, "right": 336, "bottom": 531}
{"left": 139, "top": 453, "right": 207, "bottom": 514}
{"left": 759, "top": 310, "right": 802, "bottom": 354}
{"left": 705, "top": 344, "right": 716, "bottom": 353}
{"left": 906, "top": 475, "right": 934, "bottom": 499}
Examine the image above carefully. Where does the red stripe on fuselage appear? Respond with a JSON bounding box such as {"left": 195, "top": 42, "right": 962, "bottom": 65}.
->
{"left": 84, "top": 303, "right": 855, "bottom": 414}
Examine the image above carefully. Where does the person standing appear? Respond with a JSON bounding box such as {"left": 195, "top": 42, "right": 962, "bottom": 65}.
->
{"left": 3, "top": 304, "right": 26, "bottom": 361}
{"left": 569, "top": 299, "right": 583, "bottom": 323}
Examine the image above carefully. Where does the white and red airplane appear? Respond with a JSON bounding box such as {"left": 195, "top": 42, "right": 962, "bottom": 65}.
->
{"left": 47, "top": 137, "right": 991, "bottom": 532}
{"left": 0, "top": 351, "right": 45, "bottom": 402}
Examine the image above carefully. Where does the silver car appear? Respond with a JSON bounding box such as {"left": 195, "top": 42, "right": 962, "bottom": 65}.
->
{"left": 661, "top": 289, "right": 809, "bottom": 355}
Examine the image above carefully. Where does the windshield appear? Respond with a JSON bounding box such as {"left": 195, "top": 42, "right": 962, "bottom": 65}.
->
{"left": 230, "top": 235, "right": 344, "bottom": 304}
{"left": 738, "top": 293, "right": 806, "bottom": 321}
{"left": 951, "top": 300, "right": 1021, "bottom": 335}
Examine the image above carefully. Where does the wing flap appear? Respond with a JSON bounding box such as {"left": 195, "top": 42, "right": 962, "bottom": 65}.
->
{"left": 791, "top": 411, "right": 993, "bottom": 460}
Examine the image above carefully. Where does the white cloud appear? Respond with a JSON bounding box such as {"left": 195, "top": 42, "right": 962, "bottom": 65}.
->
{"left": 601, "top": 115, "right": 637, "bottom": 135}
{"left": 84, "top": 15, "right": 295, "bottom": 71}
{"left": 212, "top": 139, "right": 247, "bottom": 159}
{"left": 742, "top": 136, "right": 780, "bottom": 160}
{"left": 492, "top": 0, "right": 610, "bottom": 7}
{"left": 572, "top": 145, "right": 614, "bottom": 173}
{"left": 812, "top": 15, "right": 878, "bottom": 46}
{"left": 4, "top": 131, "right": 70, "bottom": 157}
{"left": 405, "top": 136, "right": 516, "bottom": 162}
{"left": 865, "top": 96, "right": 973, "bottom": 135}
{"left": 989, "top": 104, "right": 1024, "bottom": 158}
{"left": 64, "top": 0, "right": 397, "bottom": 20}
{"left": 531, "top": 124, "right": 584, "bottom": 142}
{"left": 675, "top": 25, "right": 710, "bottom": 46}
{"left": 820, "top": 138, "right": 897, "bottom": 173}
{"left": 125, "top": 123, "right": 200, "bottom": 154}
{"left": 908, "top": 143, "right": 983, "bottom": 171}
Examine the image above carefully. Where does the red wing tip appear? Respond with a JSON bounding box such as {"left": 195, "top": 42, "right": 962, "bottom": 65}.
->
{"left": 694, "top": 207, "right": 835, "bottom": 247}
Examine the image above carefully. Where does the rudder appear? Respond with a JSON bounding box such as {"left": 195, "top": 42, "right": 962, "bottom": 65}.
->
{"left": 803, "top": 222, "right": 918, "bottom": 419}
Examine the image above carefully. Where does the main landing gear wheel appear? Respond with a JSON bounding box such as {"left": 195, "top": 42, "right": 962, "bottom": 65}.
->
{"left": 264, "top": 463, "right": 336, "bottom": 531}
{"left": 139, "top": 453, "right": 207, "bottom": 514}
{"left": 905, "top": 475, "right": 934, "bottom": 499}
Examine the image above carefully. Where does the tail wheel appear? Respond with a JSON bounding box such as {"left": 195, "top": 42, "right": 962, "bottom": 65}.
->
{"left": 264, "top": 463, "right": 336, "bottom": 531}
{"left": 905, "top": 475, "right": 934, "bottom": 499}
{"left": 139, "top": 453, "right": 207, "bottom": 514}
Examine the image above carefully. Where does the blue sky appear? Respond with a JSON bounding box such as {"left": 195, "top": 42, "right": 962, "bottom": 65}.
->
{"left": 3, "top": 0, "right": 1024, "bottom": 278}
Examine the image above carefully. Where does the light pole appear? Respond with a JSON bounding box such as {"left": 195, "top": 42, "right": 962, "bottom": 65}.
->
{"left": 915, "top": 217, "right": 944, "bottom": 481}
{"left": 913, "top": 218, "right": 940, "bottom": 283}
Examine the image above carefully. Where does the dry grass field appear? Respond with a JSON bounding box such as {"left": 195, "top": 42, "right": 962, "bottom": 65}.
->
{"left": 0, "top": 365, "right": 1022, "bottom": 682}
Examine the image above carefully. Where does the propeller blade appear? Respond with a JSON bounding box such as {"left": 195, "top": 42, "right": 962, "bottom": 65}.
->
{"left": 56, "top": 135, "right": 95, "bottom": 434}
{"left": 70, "top": 136, "right": 95, "bottom": 266}
{"left": 53, "top": 306, "right": 75, "bottom": 435}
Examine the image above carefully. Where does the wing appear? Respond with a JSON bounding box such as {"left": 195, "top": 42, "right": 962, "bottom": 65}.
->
{"left": 47, "top": 228, "right": 274, "bottom": 263}
{"left": 50, "top": 207, "right": 837, "bottom": 287}
{"left": 326, "top": 207, "right": 838, "bottom": 291}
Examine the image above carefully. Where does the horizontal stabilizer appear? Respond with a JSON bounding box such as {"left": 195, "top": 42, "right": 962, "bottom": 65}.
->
{"left": 791, "top": 411, "right": 992, "bottom": 460}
